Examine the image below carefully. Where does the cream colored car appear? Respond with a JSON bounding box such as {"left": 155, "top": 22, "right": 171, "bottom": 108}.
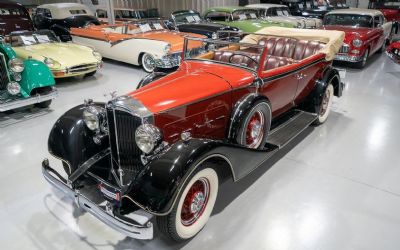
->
{"left": 8, "top": 30, "right": 102, "bottom": 78}
{"left": 246, "top": 4, "right": 322, "bottom": 29}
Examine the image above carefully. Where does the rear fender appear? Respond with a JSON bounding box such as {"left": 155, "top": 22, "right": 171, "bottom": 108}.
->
{"left": 48, "top": 103, "right": 108, "bottom": 174}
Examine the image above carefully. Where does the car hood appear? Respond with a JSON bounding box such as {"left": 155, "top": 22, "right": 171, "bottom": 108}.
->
{"left": 129, "top": 61, "right": 255, "bottom": 113}
{"left": 134, "top": 31, "right": 205, "bottom": 52}
{"left": 12, "top": 43, "right": 98, "bottom": 68}
{"left": 323, "top": 25, "right": 373, "bottom": 41}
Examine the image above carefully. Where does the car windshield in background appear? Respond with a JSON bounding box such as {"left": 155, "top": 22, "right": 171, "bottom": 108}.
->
{"left": 273, "top": 7, "right": 291, "bottom": 16}
{"left": 0, "top": 7, "right": 28, "bottom": 17}
{"left": 324, "top": 14, "right": 373, "bottom": 28}
{"left": 69, "top": 9, "right": 87, "bottom": 15}
{"left": 103, "top": 21, "right": 166, "bottom": 34}
{"left": 10, "top": 30, "right": 59, "bottom": 47}
{"left": 174, "top": 12, "right": 202, "bottom": 23}
{"left": 232, "top": 10, "right": 259, "bottom": 21}
{"left": 184, "top": 38, "right": 263, "bottom": 71}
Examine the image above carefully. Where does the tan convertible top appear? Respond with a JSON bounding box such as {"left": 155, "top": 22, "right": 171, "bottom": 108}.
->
{"left": 241, "top": 27, "right": 345, "bottom": 61}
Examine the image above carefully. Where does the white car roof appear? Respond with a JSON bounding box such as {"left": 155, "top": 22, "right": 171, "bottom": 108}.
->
{"left": 37, "top": 3, "right": 94, "bottom": 19}
{"left": 327, "top": 8, "right": 383, "bottom": 17}
{"left": 246, "top": 4, "right": 287, "bottom": 9}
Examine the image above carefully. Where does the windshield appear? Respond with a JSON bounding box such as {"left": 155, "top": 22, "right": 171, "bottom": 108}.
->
{"left": 324, "top": 14, "right": 373, "bottom": 28}
{"left": 0, "top": 7, "right": 29, "bottom": 18}
{"left": 9, "top": 30, "right": 59, "bottom": 47}
{"left": 271, "top": 7, "right": 291, "bottom": 16}
{"left": 183, "top": 36, "right": 264, "bottom": 71}
{"left": 173, "top": 12, "right": 202, "bottom": 23}
{"left": 232, "top": 9, "right": 259, "bottom": 21}
{"left": 103, "top": 21, "right": 167, "bottom": 34}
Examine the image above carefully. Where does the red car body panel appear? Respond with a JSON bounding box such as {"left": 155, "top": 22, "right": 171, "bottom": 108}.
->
{"left": 324, "top": 25, "right": 384, "bottom": 58}
{"left": 386, "top": 41, "right": 400, "bottom": 63}
{"left": 379, "top": 9, "right": 400, "bottom": 22}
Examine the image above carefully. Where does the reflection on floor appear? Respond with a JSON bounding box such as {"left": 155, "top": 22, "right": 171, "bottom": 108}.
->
{"left": 0, "top": 54, "right": 400, "bottom": 250}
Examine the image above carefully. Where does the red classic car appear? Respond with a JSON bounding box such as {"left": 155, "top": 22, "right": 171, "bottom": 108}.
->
{"left": 386, "top": 40, "right": 400, "bottom": 63}
{"left": 369, "top": 0, "right": 400, "bottom": 32}
{"left": 0, "top": 0, "right": 34, "bottom": 35}
{"left": 41, "top": 27, "right": 344, "bottom": 241}
{"left": 324, "top": 8, "right": 393, "bottom": 68}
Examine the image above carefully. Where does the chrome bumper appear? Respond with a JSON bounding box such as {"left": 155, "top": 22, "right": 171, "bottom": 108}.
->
{"left": 334, "top": 54, "right": 362, "bottom": 62}
{"left": 0, "top": 89, "right": 58, "bottom": 112}
{"left": 155, "top": 54, "right": 181, "bottom": 69}
{"left": 41, "top": 159, "right": 154, "bottom": 240}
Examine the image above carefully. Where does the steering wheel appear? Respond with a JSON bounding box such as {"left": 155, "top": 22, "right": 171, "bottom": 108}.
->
{"left": 228, "top": 53, "right": 258, "bottom": 67}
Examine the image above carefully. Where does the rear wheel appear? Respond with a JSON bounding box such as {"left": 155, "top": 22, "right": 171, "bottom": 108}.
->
{"left": 157, "top": 167, "right": 219, "bottom": 241}
{"left": 314, "top": 83, "right": 334, "bottom": 125}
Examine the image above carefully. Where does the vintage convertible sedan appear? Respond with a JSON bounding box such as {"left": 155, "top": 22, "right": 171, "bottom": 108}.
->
{"left": 204, "top": 6, "right": 296, "bottom": 32}
{"left": 70, "top": 20, "right": 205, "bottom": 72}
{"left": 33, "top": 3, "right": 101, "bottom": 41}
{"left": 324, "top": 9, "right": 393, "bottom": 68}
{"left": 0, "top": 38, "right": 56, "bottom": 112}
{"left": 386, "top": 40, "right": 400, "bottom": 63}
{"left": 42, "top": 27, "right": 344, "bottom": 241}
{"left": 167, "top": 9, "right": 239, "bottom": 38}
{"left": 8, "top": 30, "right": 102, "bottom": 78}
{"left": 246, "top": 3, "right": 323, "bottom": 28}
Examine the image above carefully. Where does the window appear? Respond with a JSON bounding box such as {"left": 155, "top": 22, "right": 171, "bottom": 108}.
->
{"left": 69, "top": 9, "right": 87, "bottom": 15}
{"left": 0, "top": 8, "right": 26, "bottom": 16}
{"left": 374, "top": 15, "right": 383, "bottom": 27}
{"left": 324, "top": 14, "right": 373, "bottom": 28}
{"left": 205, "top": 11, "right": 230, "bottom": 22}
{"left": 36, "top": 8, "right": 52, "bottom": 18}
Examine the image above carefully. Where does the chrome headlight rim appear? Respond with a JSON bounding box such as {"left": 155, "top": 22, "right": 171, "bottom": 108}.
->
{"left": 352, "top": 39, "right": 363, "bottom": 48}
{"left": 83, "top": 105, "right": 105, "bottom": 131}
{"left": 135, "top": 124, "right": 162, "bottom": 154}
{"left": 8, "top": 58, "right": 24, "bottom": 73}
{"left": 44, "top": 57, "right": 55, "bottom": 68}
{"left": 7, "top": 81, "right": 21, "bottom": 95}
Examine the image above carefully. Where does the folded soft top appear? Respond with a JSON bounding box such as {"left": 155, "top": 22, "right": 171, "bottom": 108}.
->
{"left": 241, "top": 26, "right": 345, "bottom": 61}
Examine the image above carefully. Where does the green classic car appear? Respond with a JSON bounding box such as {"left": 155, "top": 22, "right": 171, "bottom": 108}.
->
{"left": 0, "top": 39, "right": 57, "bottom": 112}
{"left": 204, "top": 6, "right": 295, "bottom": 32}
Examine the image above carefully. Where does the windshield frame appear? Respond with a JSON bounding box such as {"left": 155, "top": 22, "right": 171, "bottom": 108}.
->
{"left": 8, "top": 30, "right": 60, "bottom": 47}
{"left": 323, "top": 13, "right": 373, "bottom": 28}
{"left": 231, "top": 9, "right": 260, "bottom": 21}
{"left": 172, "top": 11, "right": 203, "bottom": 24}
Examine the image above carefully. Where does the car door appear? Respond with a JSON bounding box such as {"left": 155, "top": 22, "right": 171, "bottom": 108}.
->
{"left": 372, "top": 14, "right": 385, "bottom": 52}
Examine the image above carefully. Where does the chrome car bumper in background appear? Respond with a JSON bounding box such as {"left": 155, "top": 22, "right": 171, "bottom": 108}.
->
{"left": 0, "top": 89, "right": 58, "bottom": 112}
{"left": 155, "top": 52, "right": 181, "bottom": 68}
{"left": 334, "top": 54, "right": 362, "bottom": 63}
{"left": 52, "top": 62, "right": 102, "bottom": 78}
{"left": 41, "top": 159, "right": 154, "bottom": 240}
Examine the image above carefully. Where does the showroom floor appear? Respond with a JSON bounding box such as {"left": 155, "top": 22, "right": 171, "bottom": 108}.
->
{"left": 1, "top": 52, "right": 400, "bottom": 250}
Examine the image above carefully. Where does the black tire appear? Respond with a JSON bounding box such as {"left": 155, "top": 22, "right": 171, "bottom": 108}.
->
{"left": 355, "top": 49, "right": 369, "bottom": 69}
{"left": 85, "top": 70, "right": 97, "bottom": 77}
{"left": 35, "top": 100, "right": 52, "bottom": 108}
{"left": 313, "top": 81, "right": 334, "bottom": 125}
{"left": 157, "top": 166, "right": 219, "bottom": 241}
{"left": 236, "top": 101, "right": 271, "bottom": 149}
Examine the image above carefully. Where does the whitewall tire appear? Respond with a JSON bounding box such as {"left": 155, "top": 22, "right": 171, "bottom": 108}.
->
{"left": 157, "top": 167, "right": 219, "bottom": 241}
{"left": 315, "top": 83, "right": 334, "bottom": 124}
{"left": 141, "top": 53, "right": 156, "bottom": 73}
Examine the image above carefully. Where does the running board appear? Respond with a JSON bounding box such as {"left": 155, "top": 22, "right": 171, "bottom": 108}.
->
{"left": 267, "top": 111, "right": 317, "bottom": 149}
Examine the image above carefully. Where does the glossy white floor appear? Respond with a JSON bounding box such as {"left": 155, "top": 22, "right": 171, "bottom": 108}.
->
{"left": 1, "top": 52, "right": 400, "bottom": 250}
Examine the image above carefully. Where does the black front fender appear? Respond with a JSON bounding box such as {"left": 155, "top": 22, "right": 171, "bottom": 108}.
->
{"left": 48, "top": 103, "right": 108, "bottom": 173}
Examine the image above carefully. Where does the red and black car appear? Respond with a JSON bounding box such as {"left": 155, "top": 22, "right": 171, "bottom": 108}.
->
{"left": 42, "top": 28, "right": 344, "bottom": 241}
{"left": 369, "top": 0, "right": 400, "bottom": 33}
{"left": 0, "top": 0, "right": 34, "bottom": 35}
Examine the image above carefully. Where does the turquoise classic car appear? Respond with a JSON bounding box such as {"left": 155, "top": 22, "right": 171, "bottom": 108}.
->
{"left": 0, "top": 39, "right": 57, "bottom": 112}
{"left": 204, "top": 6, "right": 295, "bottom": 32}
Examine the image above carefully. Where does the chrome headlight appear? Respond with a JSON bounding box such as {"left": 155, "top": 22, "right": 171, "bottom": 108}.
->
{"left": 44, "top": 57, "right": 55, "bottom": 68}
{"left": 135, "top": 124, "right": 162, "bottom": 154}
{"left": 8, "top": 58, "right": 24, "bottom": 73}
{"left": 7, "top": 81, "right": 21, "bottom": 95}
{"left": 352, "top": 39, "right": 363, "bottom": 48}
{"left": 83, "top": 105, "right": 105, "bottom": 131}
{"left": 93, "top": 50, "right": 102, "bottom": 61}
{"left": 163, "top": 44, "right": 171, "bottom": 53}
{"left": 211, "top": 32, "right": 218, "bottom": 39}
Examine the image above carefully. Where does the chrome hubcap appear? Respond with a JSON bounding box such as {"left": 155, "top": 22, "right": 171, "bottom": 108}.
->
{"left": 143, "top": 54, "right": 155, "bottom": 71}
{"left": 320, "top": 88, "right": 331, "bottom": 116}
{"left": 246, "top": 110, "right": 265, "bottom": 148}
{"left": 181, "top": 178, "right": 210, "bottom": 226}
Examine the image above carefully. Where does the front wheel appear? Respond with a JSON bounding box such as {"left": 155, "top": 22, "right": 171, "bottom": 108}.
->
{"left": 157, "top": 167, "right": 219, "bottom": 241}
{"left": 355, "top": 49, "right": 369, "bottom": 69}
{"left": 314, "top": 83, "right": 334, "bottom": 125}
{"left": 141, "top": 53, "right": 156, "bottom": 73}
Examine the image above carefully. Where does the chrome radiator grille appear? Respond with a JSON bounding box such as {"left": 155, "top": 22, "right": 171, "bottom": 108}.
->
{"left": 0, "top": 54, "right": 9, "bottom": 90}
{"left": 107, "top": 107, "right": 143, "bottom": 184}
{"left": 339, "top": 44, "right": 349, "bottom": 54}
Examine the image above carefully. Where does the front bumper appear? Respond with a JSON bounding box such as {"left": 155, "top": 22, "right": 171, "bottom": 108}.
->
{"left": 386, "top": 50, "right": 400, "bottom": 64}
{"left": 52, "top": 62, "right": 101, "bottom": 78}
{"left": 41, "top": 159, "right": 154, "bottom": 240}
{"left": 334, "top": 54, "right": 362, "bottom": 63}
{"left": 155, "top": 53, "right": 181, "bottom": 69}
{"left": 0, "top": 88, "right": 58, "bottom": 112}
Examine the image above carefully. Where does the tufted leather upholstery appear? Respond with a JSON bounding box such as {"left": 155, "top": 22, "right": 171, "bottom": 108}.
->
{"left": 258, "top": 37, "right": 325, "bottom": 60}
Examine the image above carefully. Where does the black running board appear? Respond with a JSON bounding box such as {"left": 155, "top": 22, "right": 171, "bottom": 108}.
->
{"left": 267, "top": 111, "right": 317, "bottom": 149}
